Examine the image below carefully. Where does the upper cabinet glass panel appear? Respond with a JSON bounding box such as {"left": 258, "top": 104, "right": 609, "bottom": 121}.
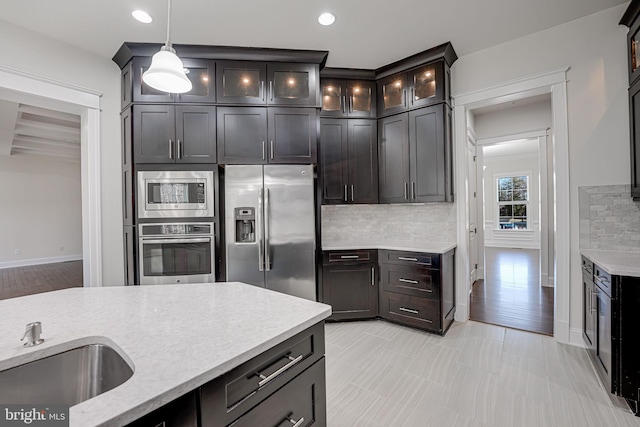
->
{"left": 273, "top": 71, "right": 310, "bottom": 100}
{"left": 223, "top": 69, "right": 261, "bottom": 99}
{"left": 632, "top": 27, "right": 640, "bottom": 78}
{"left": 412, "top": 65, "right": 436, "bottom": 103}
{"left": 216, "top": 61, "right": 266, "bottom": 105}
{"left": 185, "top": 67, "right": 211, "bottom": 97}
{"left": 322, "top": 82, "right": 342, "bottom": 112}
{"left": 382, "top": 78, "right": 406, "bottom": 111}
{"left": 268, "top": 63, "right": 318, "bottom": 107}
{"left": 350, "top": 85, "right": 372, "bottom": 114}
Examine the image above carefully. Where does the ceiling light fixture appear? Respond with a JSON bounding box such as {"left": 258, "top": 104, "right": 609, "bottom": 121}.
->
{"left": 132, "top": 10, "right": 153, "bottom": 24}
{"left": 318, "top": 12, "right": 336, "bottom": 26}
{"left": 142, "top": 0, "right": 192, "bottom": 93}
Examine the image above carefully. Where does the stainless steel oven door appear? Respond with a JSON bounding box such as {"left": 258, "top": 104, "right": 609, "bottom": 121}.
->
{"left": 138, "top": 171, "right": 214, "bottom": 219}
{"left": 138, "top": 236, "right": 215, "bottom": 285}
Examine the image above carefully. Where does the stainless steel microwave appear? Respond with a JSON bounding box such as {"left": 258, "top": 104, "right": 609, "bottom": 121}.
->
{"left": 137, "top": 171, "right": 214, "bottom": 219}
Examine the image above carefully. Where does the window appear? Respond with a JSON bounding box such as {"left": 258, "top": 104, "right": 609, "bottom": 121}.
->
{"left": 497, "top": 175, "right": 528, "bottom": 230}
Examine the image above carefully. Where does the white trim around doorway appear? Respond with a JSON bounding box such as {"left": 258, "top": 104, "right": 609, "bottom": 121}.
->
{"left": 0, "top": 65, "right": 103, "bottom": 287}
{"left": 452, "top": 67, "right": 570, "bottom": 343}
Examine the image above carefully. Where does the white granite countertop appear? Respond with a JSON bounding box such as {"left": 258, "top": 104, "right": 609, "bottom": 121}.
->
{"left": 581, "top": 250, "right": 640, "bottom": 277}
{"left": 0, "top": 283, "right": 331, "bottom": 427}
{"left": 322, "top": 240, "right": 457, "bottom": 254}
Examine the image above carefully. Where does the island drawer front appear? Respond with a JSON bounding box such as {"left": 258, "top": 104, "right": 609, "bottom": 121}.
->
{"left": 323, "top": 250, "right": 377, "bottom": 264}
{"left": 224, "top": 358, "right": 326, "bottom": 427}
{"left": 379, "top": 291, "right": 441, "bottom": 332}
{"left": 200, "top": 322, "right": 325, "bottom": 426}
{"left": 593, "top": 265, "right": 613, "bottom": 297}
{"left": 379, "top": 250, "right": 440, "bottom": 268}
{"left": 126, "top": 391, "right": 197, "bottom": 427}
{"left": 381, "top": 264, "right": 440, "bottom": 300}
{"left": 582, "top": 256, "right": 593, "bottom": 277}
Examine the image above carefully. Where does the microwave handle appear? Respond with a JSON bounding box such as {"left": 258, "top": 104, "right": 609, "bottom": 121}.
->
{"left": 141, "top": 238, "right": 211, "bottom": 244}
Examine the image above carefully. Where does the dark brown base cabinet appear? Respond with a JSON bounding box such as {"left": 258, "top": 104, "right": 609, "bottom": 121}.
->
{"left": 322, "top": 250, "right": 378, "bottom": 320}
{"left": 581, "top": 256, "right": 640, "bottom": 417}
{"left": 321, "top": 249, "right": 455, "bottom": 335}
{"left": 126, "top": 322, "right": 327, "bottom": 427}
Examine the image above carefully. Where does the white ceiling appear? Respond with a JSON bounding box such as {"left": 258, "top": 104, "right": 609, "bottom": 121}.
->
{"left": 0, "top": 0, "right": 628, "bottom": 69}
{"left": 483, "top": 138, "right": 539, "bottom": 158}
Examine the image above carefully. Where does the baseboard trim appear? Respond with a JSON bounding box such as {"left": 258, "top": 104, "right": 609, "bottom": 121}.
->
{"left": 0, "top": 255, "right": 82, "bottom": 269}
{"left": 569, "top": 327, "right": 586, "bottom": 348}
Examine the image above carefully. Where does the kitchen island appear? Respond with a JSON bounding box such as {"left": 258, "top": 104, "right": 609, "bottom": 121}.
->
{"left": 0, "top": 283, "right": 331, "bottom": 426}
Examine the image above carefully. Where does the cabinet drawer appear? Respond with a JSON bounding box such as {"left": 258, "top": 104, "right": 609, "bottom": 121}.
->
{"left": 200, "top": 322, "right": 324, "bottom": 426}
{"left": 381, "top": 264, "right": 439, "bottom": 300}
{"left": 593, "top": 265, "right": 613, "bottom": 297}
{"left": 323, "top": 250, "right": 376, "bottom": 264}
{"left": 227, "top": 358, "right": 326, "bottom": 427}
{"left": 379, "top": 250, "right": 440, "bottom": 268}
{"left": 379, "top": 291, "right": 441, "bottom": 332}
{"left": 126, "top": 391, "right": 197, "bottom": 427}
{"left": 582, "top": 256, "right": 593, "bottom": 277}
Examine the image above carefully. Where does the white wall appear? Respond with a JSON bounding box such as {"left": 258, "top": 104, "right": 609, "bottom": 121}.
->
{"left": 474, "top": 99, "right": 552, "bottom": 140}
{"left": 0, "top": 156, "right": 82, "bottom": 267}
{"left": 452, "top": 5, "right": 629, "bottom": 338}
{"left": 0, "top": 19, "right": 123, "bottom": 285}
{"left": 482, "top": 152, "right": 540, "bottom": 249}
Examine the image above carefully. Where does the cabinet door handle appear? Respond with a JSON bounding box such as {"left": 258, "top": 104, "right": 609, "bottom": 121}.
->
{"left": 261, "top": 80, "right": 265, "bottom": 101}
{"left": 270, "top": 140, "right": 274, "bottom": 160}
{"left": 257, "top": 354, "right": 304, "bottom": 387}
{"left": 410, "top": 87, "right": 415, "bottom": 105}
{"left": 404, "top": 182, "right": 408, "bottom": 200}
{"left": 287, "top": 416, "right": 305, "bottom": 427}
{"left": 371, "top": 267, "right": 375, "bottom": 286}
{"left": 399, "top": 278, "right": 419, "bottom": 285}
{"left": 402, "top": 88, "right": 407, "bottom": 108}
{"left": 351, "top": 184, "right": 354, "bottom": 202}
{"left": 262, "top": 140, "right": 266, "bottom": 160}
{"left": 340, "top": 255, "right": 359, "bottom": 259}
{"left": 412, "top": 182, "right": 416, "bottom": 199}
{"left": 349, "top": 95, "right": 353, "bottom": 113}
{"left": 342, "top": 95, "right": 346, "bottom": 114}
{"left": 591, "top": 290, "right": 598, "bottom": 313}
{"left": 344, "top": 185, "right": 348, "bottom": 202}
{"left": 177, "top": 139, "right": 183, "bottom": 160}
{"left": 154, "top": 422, "right": 166, "bottom": 427}
{"left": 168, "top": 139, "right": 174, "bottom": 160}
{"left": 269, "top": 80, "right": 274, "bottom": 101}
{"left": 398, "top": 256, "right": 418, "bottom": 262}
{"left": 399, "top": 307, "right": 419, "bottom": 315}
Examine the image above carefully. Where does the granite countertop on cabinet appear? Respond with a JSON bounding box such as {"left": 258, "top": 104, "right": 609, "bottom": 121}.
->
{"left": 322, "top": 240, "right": 457, "bottom": 254}
{"left": 0, "top": 283, "right": 331, "bottom": 427}
{"left": 581, "top": 250, "right": 640, "bottom": 277}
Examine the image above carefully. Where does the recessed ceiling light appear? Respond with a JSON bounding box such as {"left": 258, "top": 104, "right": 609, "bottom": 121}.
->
{"left": 132, "top": 10, "right": 153, "bottom": 24}
{"left": 318, "top": 12, "right": 336, "bottom": 26}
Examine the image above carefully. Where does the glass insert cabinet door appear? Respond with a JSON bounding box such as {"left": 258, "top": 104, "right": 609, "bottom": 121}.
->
{"left": 216, "top": 61, "right": 267, "bottom": 105}
{"left": 379, "top": 75, "right": 407, "bottom": 114}
{"left": 321, "top": 80, "right": 343, "bottom": 114}
{"left": 630, "top": 23, "right": 640, "bottom": 84}
{"left": 347, "top": 81, "right": 376, "bottom": 118}
{"left": 268, "top": 63, "right": 318, "bottom": 106}
{"left": 406, "top": 61, "right": 445, "bottom": 109}
{"left": 134, "top": 58, "right": 216, "bottom": 103}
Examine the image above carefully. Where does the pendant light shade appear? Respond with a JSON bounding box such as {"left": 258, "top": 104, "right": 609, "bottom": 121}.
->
{"left": 141, "top": 0, "right": 192, "bottom": 94}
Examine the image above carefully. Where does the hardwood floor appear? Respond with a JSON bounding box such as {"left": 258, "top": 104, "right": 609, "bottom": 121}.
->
{"left": 325, "top": 320, "right": 640, "bottom": 427}
{"left": 0, "top": 261, "right": 83, "bottom": 300}
{"left": 470, "top": 247, "right": 554, "bottom": 336}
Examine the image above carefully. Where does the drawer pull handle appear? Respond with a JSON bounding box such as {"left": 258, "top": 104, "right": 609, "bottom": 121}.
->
{"left": 398, "top": 278, "right": 419, "bottom": 285}
{"left": 398, "top": 257, "right": 418, "bottom": 262}
{"left": 287, "top": 416, "right": 305, "bottom": 427}
{"left": 257, "top": 354, "right": 304, "bottom": 387}
{"left": 594, "top": 275, "right": 609, "bottom": 285}
{"left": 340, "top": 255, "right": 360, "bottom": 259}
{"left": 399, "top": 307, "right": 419, "bottom": 315}
{"left": 154, "top": 422, "right": 166, "bottom": 427}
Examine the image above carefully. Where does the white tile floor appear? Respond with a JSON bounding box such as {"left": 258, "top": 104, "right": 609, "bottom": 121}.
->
{"left": 324, "top": 320, "right": 640, "bottom": 427}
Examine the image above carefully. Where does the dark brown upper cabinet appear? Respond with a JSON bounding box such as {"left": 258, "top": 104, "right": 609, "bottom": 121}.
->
{"left": 320, "top": 119, "right": 378, "bottom": 204}
{"left": 320, "top": 79, "right": 376, "bottom": 118}
{"left": 217, "top": 107, "right": 317, "bottom": 164}
{"left": 621, "top": 0, "right": 640, "bottom": 85}
{"left": 215, "top": 61, "right": 319, "bottom": 107}
{"left": 133, "top": 104, "right": 217, "bottom": 164}
{"left": 121, "top": 57, "right": 216, "bottom": 108}
{"left": 378, "top": 104, "right": 451, "bottom": 204}
{"left": 621, "top": 2, "right": 640, "bottom": 199}
{"left": 377, "top": 61, "right": 447, "bottom": 117}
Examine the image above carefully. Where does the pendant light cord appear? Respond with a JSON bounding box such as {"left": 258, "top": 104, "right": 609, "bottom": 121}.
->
{"left": 165, "top": 0, "right": 172, "bottom": 48}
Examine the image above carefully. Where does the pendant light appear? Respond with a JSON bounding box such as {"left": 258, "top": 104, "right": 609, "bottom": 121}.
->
{"left": 142, "top": 0, "right": 192, "bottom": 93}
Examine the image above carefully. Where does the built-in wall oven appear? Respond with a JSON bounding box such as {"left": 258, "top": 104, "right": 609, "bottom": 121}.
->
{"left": 138, "top": 223, "right": 215, "bottom": 285}
{"left": 137, "top": 170, "right": 214, "bottom": 219}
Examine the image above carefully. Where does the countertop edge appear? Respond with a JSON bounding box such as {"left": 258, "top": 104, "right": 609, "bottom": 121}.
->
{"left": 581, "top": 250, "right": 640, "bottom": 277}
{"left": 321, "top": 242, "right": 457, "bottom": 254}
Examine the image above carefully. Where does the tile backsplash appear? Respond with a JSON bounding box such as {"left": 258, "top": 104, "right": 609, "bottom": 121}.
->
{"left": 321, "top": 203, "right": 457, "bottom": 245}
{"left": 579, "top": 185, "right": 640, "bottom": 251}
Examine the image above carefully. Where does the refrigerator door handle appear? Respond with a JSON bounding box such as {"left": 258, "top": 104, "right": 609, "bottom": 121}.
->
{"left": 264, "top": 188, "right": 271, "bottom": 271}
{"left": 258, "top": 188, "right": 264, "bottom": 272}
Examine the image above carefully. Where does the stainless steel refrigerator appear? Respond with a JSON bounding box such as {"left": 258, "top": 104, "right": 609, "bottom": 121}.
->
{"left": 224, "top": 165, "right": 316, "bottom": 301}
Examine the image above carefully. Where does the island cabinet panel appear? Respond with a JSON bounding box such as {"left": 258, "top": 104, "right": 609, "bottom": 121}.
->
{"left": 126, "top": 391, "right": 198, "bottom": 427}
{"left": 378, "top": 249, "right": 455, "bottom": 335}
{"left": 200, "top": 322, "right": 326, "bottom": 427}
{"left": 132, "top": 104, "right": 217, "bottom": 164}
{"left": 321, "top": 250, "right": 378, "bottom": 320}
{"left": 582, "top": 257, "right": 596, "bottom": 353}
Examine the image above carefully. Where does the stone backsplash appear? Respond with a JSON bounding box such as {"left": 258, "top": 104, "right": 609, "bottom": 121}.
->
{"left": 579, "top": 185, "right": 640, "bottom": 251}
{"left": 321, "top": 203, "right": 457, "bottom": 245}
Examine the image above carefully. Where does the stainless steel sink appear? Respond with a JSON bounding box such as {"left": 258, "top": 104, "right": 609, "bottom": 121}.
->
{"left": 0, "top": 344, "right": 133, "bottom": 405}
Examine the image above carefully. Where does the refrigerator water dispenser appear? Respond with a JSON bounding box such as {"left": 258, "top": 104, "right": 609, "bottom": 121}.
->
{"left": 234, "top": 207, "right": 255, "bottom": 243}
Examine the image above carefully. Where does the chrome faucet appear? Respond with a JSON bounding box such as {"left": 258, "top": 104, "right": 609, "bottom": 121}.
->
{"left": 21, "top": 322, "right": 44, "bottom": 347}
